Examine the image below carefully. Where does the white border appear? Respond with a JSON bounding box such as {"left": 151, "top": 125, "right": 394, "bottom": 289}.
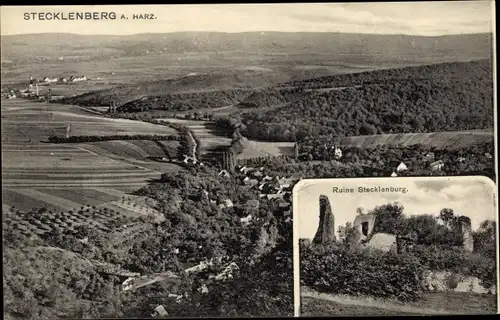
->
{"left": 293, "top": 176, "right": 499, "bottom": 316}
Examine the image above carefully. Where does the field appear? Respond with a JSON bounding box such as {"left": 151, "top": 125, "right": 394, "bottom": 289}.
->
{"left": 1, "top": 99, "right": 183, "bottom": 216}
{"left": 159, "top": 118, "right": 232, "bottom": 155}
{"left": 237, "top": 140, "right": 296, "bottom": 159}
{"left": 300, "top": 287, "right": 497, "bottom": 316}
{"left": 339, "top": 130, "right": 494, "bottom": 150}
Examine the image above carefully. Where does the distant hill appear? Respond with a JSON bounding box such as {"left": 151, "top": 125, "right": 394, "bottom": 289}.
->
{"left": 1, "top": 32, "right": 493, "bottom": 63}
{"left": 59, "top": 72, "right": 271, "bottom": 107}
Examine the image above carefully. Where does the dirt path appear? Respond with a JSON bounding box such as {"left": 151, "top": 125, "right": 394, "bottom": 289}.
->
{"left": 301, "top": 288, "right": 456, "bottom": 315}
{"left": 187, "top": 130, "right": 198, "bottom": 161}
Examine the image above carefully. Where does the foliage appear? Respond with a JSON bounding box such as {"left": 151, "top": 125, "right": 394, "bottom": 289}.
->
{"left": 239, "top": 60, "right": 493, "bottom": 141}
{"left": 47, "top": 134, "right": 179, "bottom": 143}
{"left": 300, "top": 243, "right": 426, "bottom": 301}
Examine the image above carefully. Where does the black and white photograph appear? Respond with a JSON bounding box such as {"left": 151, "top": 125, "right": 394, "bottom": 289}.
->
{"left": 1, "top": 2, "right": 497, "bottom": 319}
{"left": 294, "top": 176, "right": 498, "bottom": 316}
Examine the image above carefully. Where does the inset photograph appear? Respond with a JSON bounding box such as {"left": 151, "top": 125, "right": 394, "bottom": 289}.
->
{"left": 293, "top": 176, "right": 498, "bottom": 316}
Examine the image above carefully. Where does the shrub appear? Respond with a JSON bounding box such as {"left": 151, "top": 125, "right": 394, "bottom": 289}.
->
{"left": 300, "top": 243, "right": 425, "bottom": 301}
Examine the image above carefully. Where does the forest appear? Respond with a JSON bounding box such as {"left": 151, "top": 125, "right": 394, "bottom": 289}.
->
{"left": 240, "top": 75, "right": 493, "bottom": 141}
{"left": 117, "top": 89, "right": 250, "bottom": 113}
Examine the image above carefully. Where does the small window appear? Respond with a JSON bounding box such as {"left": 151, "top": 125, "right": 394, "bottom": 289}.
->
{"left": 361, "top": 222, "right": 369, "bottom": 236}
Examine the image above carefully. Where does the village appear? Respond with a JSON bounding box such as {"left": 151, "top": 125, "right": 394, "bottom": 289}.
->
{"left": 3, "top": 74, "right": 89, "bottom": 100}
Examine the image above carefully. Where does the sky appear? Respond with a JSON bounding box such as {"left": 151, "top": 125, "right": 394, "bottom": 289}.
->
{"left": 0, "top": 2, "right": 495, "bottom": 36}
{"left": 294, "top": 176, "right": 497, "bottom": 241}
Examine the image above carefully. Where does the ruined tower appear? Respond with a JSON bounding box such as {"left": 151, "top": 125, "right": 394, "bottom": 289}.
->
{"left": 353, "top": 213, "right": 376, "bottom": 242}
{"left": 312, "top": 195, "right": 336, "bottom": 245}
{"left": 458, "top": 216, "right": 474, "bottom": 253}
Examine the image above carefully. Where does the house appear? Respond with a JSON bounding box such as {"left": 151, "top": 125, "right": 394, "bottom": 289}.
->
{"left": 396, "top": 162, "right": 408, "bottom": 172}
{"left": 391, "top": 171, "right": 398, "bottom": 177}
{"left": 262, "top": 175, "right": 273, "bottom": 181}
{"left": 152, "top": 305, "right": 168, "bottom": 317}
{"left": 423, "top": 152, "right": 435, "bottom": 162}
{"left": 240, "top": 214, "right": 253, "bottom": 225}
{"left": 243, "top": 177, "right": 259, "bottom": 186}
{"left": 198, "top": 284, "right": 209, "bottom": 294}
{"left": 59, "top": 77, "right": 68, "bottom": 83}
{"left": 168, "top": 293, "right": 183, "bottom": 303}
{"left": 267, "top": 193, "right": 283, "bottom": 201}
{"left": 218, "top": 199, "right": 233, "bottom": 209}
{"left": 71, "top": 75, "right": 88, "bottom": 82}
{"left": 223, "top": 199, "right": 234, "bottom": 208}
{"left": 240, "top": 166, "right": 254, "bottom": 174}
{"left": 258, "top": 183, "right": 267, "bottom": 191}
{"left": 43, "top": 77, "right": 58, "bottom": 83}
{"left": 252, "top": 171, "right": 263, "bottom": 178}
{"left": 218, "top": 170, "right": 230, "bottom": 178}
{"left": 458, "top": 157, "right": 466, "bottom": 163}
{"left": 485, "top": 153, "right": 492, "bottom": 159}
{"left": 429, "top": 160, "right": 444, "bottom": 171}
{"left": 212, "top": 262, "right": 240, "bottom": 281}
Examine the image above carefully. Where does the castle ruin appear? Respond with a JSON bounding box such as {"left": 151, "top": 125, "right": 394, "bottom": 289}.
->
{"left": 353, "top": 213, "right": 376, "bottom": 241}
{"left": 312, "top": 195, "right": 336, "bottom": 245}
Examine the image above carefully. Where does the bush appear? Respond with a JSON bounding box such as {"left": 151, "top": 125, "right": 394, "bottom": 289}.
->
{"left": 300, "top": 243, "right": 425, "bottom": 301}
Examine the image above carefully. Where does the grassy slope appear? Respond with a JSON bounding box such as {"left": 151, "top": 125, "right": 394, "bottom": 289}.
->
{"left": 301, "top": 288, "right": 497, "bottom": 316}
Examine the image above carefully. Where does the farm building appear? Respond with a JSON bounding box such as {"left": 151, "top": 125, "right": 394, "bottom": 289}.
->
{"left": 70, "top": 75, "right": 88, "bottom": 82}
{"left": 429, "top": 160, "right": 445, "bottom": 171}
{"left": 391, "top": 171, "right": 398, "bottom": 177}
{"left": 43, "top": 77, "right": 58, "bottom": 83}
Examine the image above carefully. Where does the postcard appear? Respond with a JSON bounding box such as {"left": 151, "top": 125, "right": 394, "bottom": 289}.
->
{"left": 293, "top": 176, "right": 499, "bottom": 316}
{"left": 1, "top": 2, "right": 497, "bottom": 319}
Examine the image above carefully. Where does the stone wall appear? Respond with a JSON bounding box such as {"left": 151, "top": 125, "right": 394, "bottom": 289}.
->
{"left": 423, "top": 271, "right": 496, "bottom": 295}
{"left": 353, "top": 213, "right": 376, "bottom": 241}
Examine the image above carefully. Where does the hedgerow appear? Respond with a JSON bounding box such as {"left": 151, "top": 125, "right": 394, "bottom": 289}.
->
{"left": 300, "top": 244, "right": 425, "bottom": 301}
{"left": 47, "top": 134, "right": 180, "bottom": 143}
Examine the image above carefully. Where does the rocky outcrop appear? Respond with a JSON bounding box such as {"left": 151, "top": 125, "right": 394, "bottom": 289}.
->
{"left": 312, "top": 195, "right": 336, "bottom": 245}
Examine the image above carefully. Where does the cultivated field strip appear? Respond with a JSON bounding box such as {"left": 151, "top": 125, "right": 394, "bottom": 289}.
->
{"left": 340, "top": 130, "right": 494, "bottom": 150}
{"left": 13, "top": 189, "right": 83, "bottom": 212}
{"left": 237, "top": 140, "right": 296, "bottom": 159}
